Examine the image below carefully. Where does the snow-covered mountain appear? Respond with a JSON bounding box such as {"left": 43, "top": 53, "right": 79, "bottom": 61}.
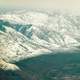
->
{"left": 0, "top": 10, "right": 80, "bottom": 71}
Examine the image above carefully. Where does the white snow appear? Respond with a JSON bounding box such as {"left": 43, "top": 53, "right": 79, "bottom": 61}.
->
{"left": 0, "top": 10, "right": 80, "bottom": 64}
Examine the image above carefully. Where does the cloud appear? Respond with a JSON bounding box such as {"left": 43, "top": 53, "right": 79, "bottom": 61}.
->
{"left": 0, "top": 0, "right": 80, "bottom": 10}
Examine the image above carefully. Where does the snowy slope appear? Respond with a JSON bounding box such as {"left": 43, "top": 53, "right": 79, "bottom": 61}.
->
{"left": 0, "top": 11, "right": 80, "bottom": 64}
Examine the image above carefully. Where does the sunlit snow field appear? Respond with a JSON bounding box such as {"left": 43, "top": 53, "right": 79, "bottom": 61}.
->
{"left": 0, "top": 9, "right": 80, "bottom": 80}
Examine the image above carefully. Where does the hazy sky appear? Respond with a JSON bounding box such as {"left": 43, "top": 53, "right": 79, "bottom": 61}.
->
{"left": 0, "top": 0, "right": 80, "bottom": 10}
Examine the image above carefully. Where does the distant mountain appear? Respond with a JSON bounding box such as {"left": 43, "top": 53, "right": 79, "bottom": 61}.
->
{"left": 0, "top": 11, "right": 80, "bottom": 79}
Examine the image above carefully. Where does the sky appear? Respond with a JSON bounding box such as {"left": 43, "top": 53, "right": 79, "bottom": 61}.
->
{"left": 0, "top": 0, "right": 80, "bottom": 10}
